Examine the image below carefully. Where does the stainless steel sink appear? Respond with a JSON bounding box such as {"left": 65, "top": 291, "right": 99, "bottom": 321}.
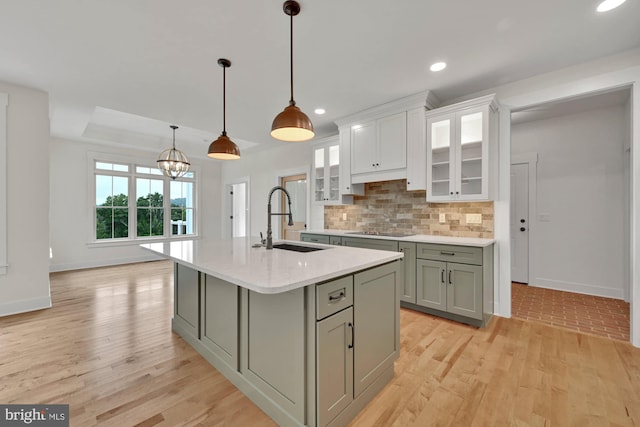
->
{"left": 345, "top": 231, "right": 415, "bottom": 238}
{"left": 272, "top": 243, "right": 326, "bottom": 253}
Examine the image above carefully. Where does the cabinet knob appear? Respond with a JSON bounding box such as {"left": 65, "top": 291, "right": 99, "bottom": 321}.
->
{"left": 346, "top": 186, "right": 350, "bottom": 189}
{"left": 450, "top": 192, "right": 454, "bottom": 195}
{"left": 520, "top": 227, "right": 526, "bottom": 232}
{"left": 407, "top": 181, "right": 411, "bottom": 185}
{"left": 376, "top": 163, "right": 380, "bottom": 167}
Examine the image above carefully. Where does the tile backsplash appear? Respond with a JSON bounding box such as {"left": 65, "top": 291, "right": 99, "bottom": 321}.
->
{"left": 324, "top": 180, "right": 494, "bottom": 238}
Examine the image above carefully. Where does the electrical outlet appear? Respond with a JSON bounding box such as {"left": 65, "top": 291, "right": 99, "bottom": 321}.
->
{"left": 466, "top": 213, "right": 482, "bottom": 224}
{"left": 439, "top": 213, "right": 446, "bottom": 223}
{"left": 342, "top": 213, "right": 347, "bottom": 221}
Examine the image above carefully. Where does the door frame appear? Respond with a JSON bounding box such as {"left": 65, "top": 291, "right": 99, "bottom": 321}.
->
{"left": 223, "top": 176, "right": 251, "bottom": 239}
{"left": 511, "top": 152, "right": 538, "bottom": 286}
{"left": 272, "top": 166, "right": 310, "bottom": 241}
{"left": 280, "top": 173, "right": 307, "bottom": 241}
{"left": 496, "top": 67, "right": 639, "bottom": 347}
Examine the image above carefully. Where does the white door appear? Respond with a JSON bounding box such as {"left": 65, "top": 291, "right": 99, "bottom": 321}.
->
{"left": 510, "top": 163, "right": 529, "bottom": 283}
{"left": 229, "top": 182, "right": 248, "bottom": 238}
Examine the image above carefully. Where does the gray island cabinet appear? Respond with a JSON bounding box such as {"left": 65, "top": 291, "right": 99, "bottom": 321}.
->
{"left": 141, "top": 239, "right": 403, "bottom": 427}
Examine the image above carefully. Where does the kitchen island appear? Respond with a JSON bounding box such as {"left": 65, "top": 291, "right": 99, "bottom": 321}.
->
{"left": 141, "top": 238, "right": 403, "bottom": 427}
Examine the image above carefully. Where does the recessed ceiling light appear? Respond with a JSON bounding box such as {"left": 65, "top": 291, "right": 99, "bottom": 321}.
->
{"left": 314, "top": 108, "right": 326, "bottom": 115}
{"left": 430, "top": 62, "right": 447, "bottom": 72}
{"left": 596, "top": 0, "right": 626, "bottom": 12}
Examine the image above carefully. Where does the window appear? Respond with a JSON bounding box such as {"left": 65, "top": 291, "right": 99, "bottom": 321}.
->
{"left": 93, "top": 160, "right": 196, "bottom": 242}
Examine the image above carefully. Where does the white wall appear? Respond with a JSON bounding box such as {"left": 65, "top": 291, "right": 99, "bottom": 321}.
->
{"left": 0, "top": 81, "right": 51, "bottom": 316}
{"left": 220, "top": 143, "right": 314, "bottom": 240}
{"left": 49, "top": 138, "right": 223, "bottom": 271}
{"left": 512, "top": 104, "right": 627, "bottom": 299}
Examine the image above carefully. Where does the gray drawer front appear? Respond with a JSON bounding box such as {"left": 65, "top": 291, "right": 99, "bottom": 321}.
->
{"left": 301, "top": 233, "right": 330, "bottom": 244}
{"left": 416, "top": 243, "right": 482, "bottom": 265}
{"left": 342, "top": 237, "right": 399, "bottom": 252}
{"left": 316, "top": 276, "right": 353, "bottom": 320}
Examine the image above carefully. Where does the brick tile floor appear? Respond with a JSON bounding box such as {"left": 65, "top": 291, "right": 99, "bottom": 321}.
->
{"left": 511, "top": 282, "right": 630, "bottom": 342}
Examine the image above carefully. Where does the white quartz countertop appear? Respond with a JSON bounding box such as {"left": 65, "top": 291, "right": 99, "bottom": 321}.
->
{"left": 141, "top": 238, "right": 403, "bottom": 294}
{"left": 304, "top": 229, "right": 495, "bottom": 247}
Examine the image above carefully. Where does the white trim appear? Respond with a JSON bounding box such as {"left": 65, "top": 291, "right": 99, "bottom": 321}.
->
{"left": 498, "top": 65, "right": 640, "bottom": 347}
{"left": 88, "top": 151, "right": 200, "bottom": 243}
{"left": 0, "top": 92, "right": 7, "bottom": 276}
{"left": 510, "top": 152, "right": 538, "bottom": 286}
{"left": 335, "top": 91, "right": 439, "bottom": 127}
{"left": 273, "top": 166, "right": 311, "bottom": 241}
{"left": 223, "top": 175, "right": 251, "bottom": 238}
{"left": 531, "top": 278, "right": 625, "bottom": 300}
{"left": 49, "top": 254, "right": 161, "bottom": 272}
{"left": 0, "top": 295, "right": 52, "bottom": 317}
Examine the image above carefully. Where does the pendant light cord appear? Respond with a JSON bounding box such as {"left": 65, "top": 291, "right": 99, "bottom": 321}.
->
{"left": 222, "top": 65, "right": 227, "bottom": 136}
{"left": 289, "top": 13, "right": 295, "bottom": 106}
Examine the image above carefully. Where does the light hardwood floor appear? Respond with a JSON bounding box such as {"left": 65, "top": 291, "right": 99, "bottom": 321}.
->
{"left": 1, "top": 261, "right": 639, "bottom": 426}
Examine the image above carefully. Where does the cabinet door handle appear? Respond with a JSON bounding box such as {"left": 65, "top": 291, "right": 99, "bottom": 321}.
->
{"left": 440, "top": 251, "right": 455, "bottom": 256}
{"left": 328, "top": 291, "right": 346, "bottom": 302}
{"left": 348, "top": 322, "right": 354, "bottom": 349}
{"left": 441, "top": 269, "right": 445, "bottom": 284}
{"left": 448, "top": 270, "right": 453, "bottom": 285}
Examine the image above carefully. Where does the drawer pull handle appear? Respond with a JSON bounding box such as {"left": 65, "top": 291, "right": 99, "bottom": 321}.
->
{"left": 329, "top": 291, "right": 346, "bottom": 302}
{"left": 348, "top": 322, "right": 354, "bottom": 349}
{"left": 440, "top": 251, "right": 456, "bottom": 256}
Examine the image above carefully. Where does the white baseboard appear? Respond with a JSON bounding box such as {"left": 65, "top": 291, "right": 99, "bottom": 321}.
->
{"left": 0, "top": 295, "right": 52, "bottom": 317}
{"left": 49, "top": 254, "right": 162, "bottom": 272}
{"left": 532, "top": 277, "right": 625, "bottom": 300}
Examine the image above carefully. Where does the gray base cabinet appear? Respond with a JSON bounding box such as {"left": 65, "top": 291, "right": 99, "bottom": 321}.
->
{"left": 174, "top": 263, "right": 200, "bottom": 340}
{"left": 299, "top": 233, "right": 494, "bottom": 327}
{"left": 171, "top": 260, "right": 400, "bottom": 427}
{"left": 399, "top": 242, "right": 416, "bottom": 304}
{"left": 415, "top": 243, "right": 492, "bottom": 326}
{"left": 201, "top": 274, "right": 239, "bottom": 369}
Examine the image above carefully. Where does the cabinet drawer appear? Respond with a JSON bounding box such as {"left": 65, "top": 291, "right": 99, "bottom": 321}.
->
{"left": 301, "top": 234, "right": 330, "bottom": 244}
{"left": 416, "top": 243, "right": 482, "bottom": 265}
{"left": 316, "top": 276, "right": 353, "bottom": 320}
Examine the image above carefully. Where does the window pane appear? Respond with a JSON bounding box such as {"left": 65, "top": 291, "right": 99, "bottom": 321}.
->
{"left": 96, "top": 175, "right": 112, "bottom": 205}
{"left": 171, "top": 181, "right": 193, "bottom": 208}
{"left": 113, "top": 177, "right": 128, "bottom": 206}
{"left": 136, "top": 166, "right": 163, "bottom": 175}
{"left": 151, "top": 209, "right": 164, "bottom": 236}
{"left": 137, "top": 208, "right": 150, "bottom": 237}
{"left": 185, "top": 208, "right": 194, "bottom": 234}
{"left": 96, "top": 208, "right": 113, "bottom": 239}
{"left": 113, "top": 208, "right": 129, "bottom": 238}
{"left": 137, "top": 178, "right": 163, "bottom": 207}
{"left": 137, "top": 208, "right": 163, "bottom": 237}
{"left": 96, "top": 207, "right": 128, "bottom": 239}
{"left": 96, "top": 162, "right": 129, "bottom": 172}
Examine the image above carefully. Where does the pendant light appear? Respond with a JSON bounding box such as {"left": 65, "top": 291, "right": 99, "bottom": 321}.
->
{"left": 270, "top": 0, "right": 314, "bottom": 142}
{"left": 208, "top": 58, "right": 241, "bottom": 160}
{"left": 157, "top": 125, "right": 190, "bottom": 180}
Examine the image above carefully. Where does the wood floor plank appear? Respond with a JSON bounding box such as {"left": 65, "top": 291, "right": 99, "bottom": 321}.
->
{"left": 1, "top": 261, "right": 639, "bottom": 426}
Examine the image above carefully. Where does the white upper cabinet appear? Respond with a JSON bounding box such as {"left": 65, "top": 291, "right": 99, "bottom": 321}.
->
{"left": 351, "top": 112, "right": 406, "bottom": 176}
{"left": 313, "top": 136, "right": 363, "bottom": 204}
{"left": 313, "top": 140, "right": 341, "bottom": 204}
{"left": 335, "top": 91, "right": 439, "bottom": 188}
{"left": 426, "top": 95, "right": 498, "bottom": 202}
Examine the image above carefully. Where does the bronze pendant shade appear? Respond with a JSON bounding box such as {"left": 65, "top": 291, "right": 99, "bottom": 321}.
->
{"left": 208, "top": 58, "right": 241, "bottom": 160}
{"left": 270, "top": 0, "right": 314, "bottom": 142}
{"left": 157, "top": 125, "right": 190, "bottom": 180}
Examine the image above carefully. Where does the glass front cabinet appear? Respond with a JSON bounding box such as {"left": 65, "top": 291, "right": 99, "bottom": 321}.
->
{"left": 426, "top": 94, "right": 498, "bottom": 202}
{"left": 313, "top": 139, "right": 341, "bottom": 204}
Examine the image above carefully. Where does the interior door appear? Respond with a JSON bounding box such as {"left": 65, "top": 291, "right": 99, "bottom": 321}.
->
{"left": 229, "top": 181, "right": 248, "bottom": 238}
{"left": 281, "top": 174, "right": 307, "bottom": 241}
{"left": 510, "top": 163, "right": 529, "bottom": 283}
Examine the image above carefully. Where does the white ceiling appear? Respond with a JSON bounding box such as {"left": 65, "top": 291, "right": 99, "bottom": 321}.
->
{"left": 0, "top": 0, "right": 638, "bottom": 158}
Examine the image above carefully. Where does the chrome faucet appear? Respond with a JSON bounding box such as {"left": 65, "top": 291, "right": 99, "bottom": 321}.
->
{"left": 266, "top": 185, "right": 294, "bottom": 249}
